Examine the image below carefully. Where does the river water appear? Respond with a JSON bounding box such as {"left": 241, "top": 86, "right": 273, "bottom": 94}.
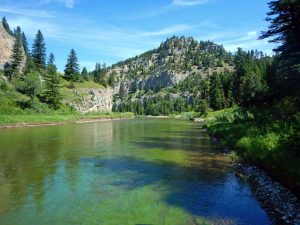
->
{"left": 0, "top": 118, "right": 273, "bottom": 225}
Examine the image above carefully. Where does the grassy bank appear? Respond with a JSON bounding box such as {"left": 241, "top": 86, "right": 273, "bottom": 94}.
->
{"left": 204, "top": 98, "right": 300, "bottom": 195}
{"left": 0, "top": 112, "right": 134, "bottom": 127}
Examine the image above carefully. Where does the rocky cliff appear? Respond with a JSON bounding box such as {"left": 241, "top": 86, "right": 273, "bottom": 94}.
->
{"left": 106, "top": 37, "right": 233, "bottom": 94}
{"left": 63, "top": 88, "right": 114, "bottom": 113}
{"left": 0, "top": 22, "right": 26, "bottom": 71}
{"left": 100, "top": 36, "right": 234, "bottom": 110}
{"left": 0, "top": 22, "right": 15, "bottom": 70}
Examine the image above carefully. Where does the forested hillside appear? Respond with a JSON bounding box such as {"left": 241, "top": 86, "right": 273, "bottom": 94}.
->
{"left": 0, "top": 17, "right": 116, "bottom": 115}
{"left": 109, "top": 39, "right": 272, "bottom": 116}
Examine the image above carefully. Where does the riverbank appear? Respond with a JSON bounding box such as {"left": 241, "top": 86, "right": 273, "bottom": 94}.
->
{"left": 203, "top": 100, "right": 300, "bottom": 196}
{"left": 0, "top": 112, "right": 134, "bottom": 129}
{"left": 200, "top": 102, "right": 300, "bottom": 224}
{"left": 236, "top": 163, "right": 300, "bottom": 224}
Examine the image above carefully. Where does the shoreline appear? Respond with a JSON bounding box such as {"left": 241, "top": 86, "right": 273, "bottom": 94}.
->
{"left": 209, "top": 135, "right": 300, "bottom": 224}
{"left": 236, "top": 163, "right": 300, "bottom": 224}
{"left": 0, "top": 115, "right": 134, "bottom": 129}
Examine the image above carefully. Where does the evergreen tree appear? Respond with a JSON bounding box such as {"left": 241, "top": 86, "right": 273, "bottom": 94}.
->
{"left": 2, "top": 17, "right": 13, "bottom": 35}
{"left": 14, "top": 26, "right": 21, "bottom": 38}
{"left": 108, "top": 72, "right": 118, "bottom": 87}
{"left": 233, "top": 48, "right": 270, "bottom": 105}
{"left": 9, "top": 35, "right": 24, "bottom": 80}
{"left": 22, "top": 32, "right": 29, "bottom": 54}
{"left": 81, "top": 67, "right": 89, "bottom": 81}
{"left": 31, "top": 30, "right": 46, "bottom": 69}
{"left": 47, "top": 52, "right": 55, "bottom": 66}
{"left": 94, "top": 63, "right": 106, "bottom": 85}
{"left": 64, "top": 49, "right": 80, "bottom": 81}
{"left": 260, "top": 0, "right": 300, "bottom": 96}
{"left": 209, "top": 73, "right": 224, "bottom": 110}
{"left": 43, "top": 63, "right": 61, "bottom": 109}
{"left": 25, "top": 55, "right": 37, "bottom": 74}
{"left": 260, "top": 0, "right": 300, "bottom": 56}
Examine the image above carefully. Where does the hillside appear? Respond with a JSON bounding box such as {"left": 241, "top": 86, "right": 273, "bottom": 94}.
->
{"left": 106, "top": 36, "right": 234, "bottom": 94}
{"left": 99, "top": 36, "right": 235, "bottom": 114}
{"left": 0, "top": 22, "right": 26, "bottom": 71}
{"left": 0, "top": 22, "right": 16, "bottom": 70}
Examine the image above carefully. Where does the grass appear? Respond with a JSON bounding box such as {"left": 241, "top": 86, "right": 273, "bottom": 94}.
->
{"left": 60, "top": 79, "right": 106, "bottom": 103}
{"left": 204, "top": 98, "right": 300, "bottom": 195}
{"left": 0, "top": 76, "right": 132, "bottom": 127}
{"left": 61, "top": 79, "right": 104, "bottom": 89}
{"left": 169, "top": 111, "right": 197, "bottom": 119}
{"left": 0, "top": 112, "right": 134, "bottom": 127}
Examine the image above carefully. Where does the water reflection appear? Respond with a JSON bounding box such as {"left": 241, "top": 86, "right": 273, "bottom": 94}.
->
{"left": 0, "top": 119, "right": 272, "bottom": 225}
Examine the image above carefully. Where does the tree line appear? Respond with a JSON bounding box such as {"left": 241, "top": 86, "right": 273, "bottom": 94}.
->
{"left": 1, "top": 17, "right": 115, "bottom": 111}
{"left": 115, "top": 0, "right": 299, "bottom": 116}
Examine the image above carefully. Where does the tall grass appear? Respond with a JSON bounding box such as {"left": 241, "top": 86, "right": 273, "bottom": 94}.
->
{"left": 205, "top": 97, "right": 300, "bottom": 194}
{"left": 0, "top": 112, "right": 134, "bottom": 126}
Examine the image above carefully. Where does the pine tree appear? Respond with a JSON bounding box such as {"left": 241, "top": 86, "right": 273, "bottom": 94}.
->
{"left": 47, "top": 52, "right": 55, "bottom": 66}
{"left": 64, "top": 49, "right": 80, "bottom": 81}
{"left": 233, "top": 48, "right": 270, "bottom": 105}
{"left": 108, "top": 72, "right": 118, "bottom": 87}
{"left": 260, "top": 0, "right": 300, "bottom": 55}
{"left": 22, "top": 32, "right": 29, "bottom": 54}
{"left": 32, "top": 30, "right": 46, "bottom": 69}
{"left": 42, "top": 54, "right": 61, "bottom": 109}
{"left": 2, "top": 17, "right": 13, "bottom": 35}
{"left": 9, "top": 35, "right": 24, "bottom": 80}
{"left": 25, "top": 55, "right": 36, "bottom": 74}
{"left": 209, "top": 73, "right": 224, "bottom": 110}
{"left": 93, "top": 63, "right": 102, "bottom": 83}
{"left": 98, "top": 63, "right": 108, "bottom": 86}
{"left": 43, "top": 63, "right": 61, "bottom": 110}
{"left": 14, "top": 26, "right": 21, "bottom": 38}
{"left": 260, "top": 0, "right": 300, "bottom": 96}
{"left": 81, "top": 67, "right": 89, "bottom": 81}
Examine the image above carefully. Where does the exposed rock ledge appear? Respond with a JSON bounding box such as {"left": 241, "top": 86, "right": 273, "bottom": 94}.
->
{"left": 65, "top": 88, "right": 113, "bottom": 113}
{"left": 0, "top": 22, "right": 26, "bottom": 71}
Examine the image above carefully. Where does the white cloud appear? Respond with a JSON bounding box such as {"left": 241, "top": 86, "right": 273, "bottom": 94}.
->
{"left": 139, "top": 24, "right": 192, "bottom": 36}
{"left": 0, "top": 6, "right": 54, "bottom": 18}
{"left": 39, "top": 0, "right": 75, "bottom": 8}
{"left": 8, "top": 17, "right": 59, "bottom": 38}
{"left": 172, "top": 0, "right": 210, "bottom": 6}
{"left": 247, "top": 31, "right": 257, "bottom": 37}
{"left": 196, "top": 30, "right": 275, "bottom": 54}
{"left": 120, "top": 0, "right": 211, "bottom": 20}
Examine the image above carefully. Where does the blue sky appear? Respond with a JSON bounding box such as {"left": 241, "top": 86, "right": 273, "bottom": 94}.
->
{"left": 0, "top": 0, "right": 275, "bottom": 72}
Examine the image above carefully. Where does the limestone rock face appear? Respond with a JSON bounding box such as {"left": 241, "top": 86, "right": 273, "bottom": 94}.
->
{"left": 0, "top": 22, "right": 26, "bottom": 71}
{"left": 119, "top": 70, "right": 189, "bottom": 93}
{"left": 106, "top": 37, "right": 233, "bottom": 97}
{"left": 65, "top": 88, "right": 114, "bottom": 113}
{"left": 0, "top": 22, "right": 15, "bottom": 70}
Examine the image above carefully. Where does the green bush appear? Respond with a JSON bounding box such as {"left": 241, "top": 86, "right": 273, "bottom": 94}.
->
{"left": 206, "top": 101, "right": 300, "bottom": 192}
{"left": 13, "top": 72, "right": 42, "bottom": 98}
{"left": 17, "top": 97, "right": 52, "bottom": 114}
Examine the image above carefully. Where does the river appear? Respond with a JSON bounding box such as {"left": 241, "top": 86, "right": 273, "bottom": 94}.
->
{"left": 0, "top": 118, "right": 273, "bottom": 225}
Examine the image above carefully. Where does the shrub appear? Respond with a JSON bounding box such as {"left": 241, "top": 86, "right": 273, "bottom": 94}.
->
{"left": 13, "top": 72, "right": 42, "bottom": 98}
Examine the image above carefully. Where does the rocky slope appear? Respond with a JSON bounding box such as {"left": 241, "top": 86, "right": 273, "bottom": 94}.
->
{"left": 1, "top": 33, "right": 234, "bottom": 113}
{"left": 101, "top": 36, "right": 234, "bottom": 110}
{"left": 0, "top": 22, "right": 15, "bottom": 70}
{"left": 0, "top": 22, "right": 26, "bottom": 71}
{"left": 107, "top": 37, "right": 233, "bottom": 95}
{"left": 63, "top": 88, "right": 114, "bottom": 113}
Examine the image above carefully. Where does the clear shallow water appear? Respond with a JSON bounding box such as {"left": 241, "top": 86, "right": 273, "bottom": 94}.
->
{"left": 0, "top": 118, "right": 272, "bottom": 225}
